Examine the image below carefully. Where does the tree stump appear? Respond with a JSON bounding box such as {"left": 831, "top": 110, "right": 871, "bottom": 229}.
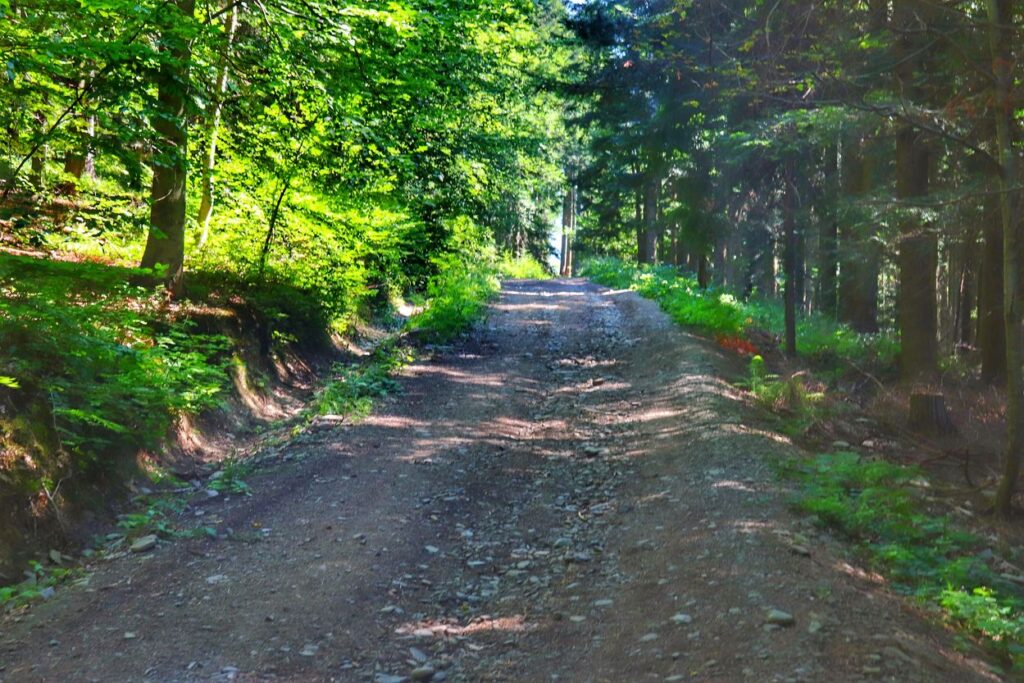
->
{"left": 908, "top": 393, "right": 957, "bottom": 435}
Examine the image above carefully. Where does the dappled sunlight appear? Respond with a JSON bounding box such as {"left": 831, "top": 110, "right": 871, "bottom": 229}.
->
{"left": 834, "top": 560, "right": 887, "bottom": 585}
{"left": 492, "top": 302, "right": 564, "bottom": 313}
{"left": 714, "top": 479, "right": 758, "bottom": 493}
{"left": 634, "top": 490, "right": 673, "bottom": 505}
{"left": 731, "top": 519, "right": 781, "bottom": 534}
{"left": 359, "top": 415, "right": 432, "bottom": 430}
{"left": 405, "top": 365, "right": 509, "bottom": 388}
{"left": 631, "top": 406, "right": 684, "bottom": 424}
{"left": 514, "top": 318, "right": 555, "bottom": 328}
{"left": 719, "top": 421, "right": 793, "bottom": 445}
{"left": 395, "top": 615, "right": 533, "bottom": 638}
{"left": 505, "top": 287, "right": 588, "bottom": 298}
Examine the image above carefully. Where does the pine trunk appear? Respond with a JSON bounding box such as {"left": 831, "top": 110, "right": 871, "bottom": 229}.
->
{"left": 818, "top": 144, "right": 839, "bottom": 319}
{"left": 641, "top": 175, "right": 658, "bottom": 265}
{"left": 783, "top": 159, "right": 798, "bottom": 357}
{"left": 988, "top": 0, "right": 1022, "bottom": 516}
{"left": 894, "top": 0, "right": 938, "bottom": 382}
{"left": 838, "top": 133, "right": 880, "bottom": 332}
{"left": 978, "top": 199, "right": 1006, "bottom": 383}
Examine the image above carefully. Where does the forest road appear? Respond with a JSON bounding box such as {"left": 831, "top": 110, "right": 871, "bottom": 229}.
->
{"left": 0, "top": 279, "right": 1001, "bottom": 683}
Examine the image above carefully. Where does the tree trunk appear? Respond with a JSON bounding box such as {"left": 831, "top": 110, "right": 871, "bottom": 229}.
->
{"left": 565, "top": 185, "right": 575, "bottom": 276}
{"left": 635, "top": 191, "right": 646, "bottom": 265}
{"left": 908, "top": 393, "right": 956, "bottom": 435}
{"left": 697, "top": 253, "right": 709, "bottom": 290}
{"left": 988, "top": 0, "right": 1022, "bottom": 516}
{"left": 63, "top": 116, "right": 95, "bottom": 180}
{"left": 559, "top": 189, "right": 571, "bottom": 276}
{"left": 783, "top": 159, "right": 798, "bottom": 357}
{"left": 196, "top": 3, "right": 239, "bottom": 249}
{"left": 978, "top": 198, "right": 1006, "bottom": 383}
{"left": 894, "top": 0, "right": 937, "bottom": 382}
{"left": 641, "top": 175, "right": 658, "bottom": 265}
{"left": 258, "top": 175, "right": 293, "bottom": 281}
{"left": 818, "top": 144, "right": 839, "bottom": 318}
{"left": 838, "top": 133, "right": 880, "bottom": 332}
{"left": 29, "top": 111, "right": 47, "bottom": 190}
{"left": 954, "top": 235, "right": 976, "bottom": 353}
{"left": 713, "top": 236, "right": 728, "bottom": 288}
{"left": 140, "top": 0, "right": 195, "bottom": 295}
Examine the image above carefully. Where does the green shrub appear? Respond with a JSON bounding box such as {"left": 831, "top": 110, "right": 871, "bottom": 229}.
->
{"left": 497, "top": 254, "right": 551, "bottom": 279}
{"left": 409, "top": 217, "right": 501, "bottom": 342}
{"left": 0, "top": 249, "right": 362, "bottom": 499}
{"left": 0, "top": 560, "right": 80, "bottom": 607}
{"left": 314, "top": 349, "right": 407, "bottom": 419}
{"left": 581, "top": 257, "right": 899, "bottom": 367}
{"left": 782, "top": 452, "right": 1024, "bottom": 670}
{"left": 0, "top": 256, "right": 230, "bottom": 479}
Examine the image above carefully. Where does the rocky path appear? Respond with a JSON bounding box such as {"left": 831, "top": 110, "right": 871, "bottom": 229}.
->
{"left": 0, "top": 280, "right": 1000, "bottom": 682}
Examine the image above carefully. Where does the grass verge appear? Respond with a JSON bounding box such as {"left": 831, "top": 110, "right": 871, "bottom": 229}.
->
{"left": 780, "top": 452, "right": 1024, "bottom": 674}
{"left": 581, "top": 257, "right": 898, "bottom": 367}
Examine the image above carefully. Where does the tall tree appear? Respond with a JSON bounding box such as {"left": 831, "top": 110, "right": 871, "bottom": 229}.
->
{"left": 987, "top": 0, "right": 1022, "bottom": 516}
{"left": 196, "top": 3, "right": 238, "bottom": 249}
{"left": 893, "top": 0, "right": 938, "bottom": 382}
{"left": 139, "top": 0, "right": 195, "bottom": 294}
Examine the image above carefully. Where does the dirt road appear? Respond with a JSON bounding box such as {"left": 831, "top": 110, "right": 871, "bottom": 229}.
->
{"left": 0, "top": 280, "right": 999, "bottom": 682}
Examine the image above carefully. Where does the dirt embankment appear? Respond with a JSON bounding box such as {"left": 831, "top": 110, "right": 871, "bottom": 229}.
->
{"left": 0, "top": 295, "right": 346, "bottom": 584}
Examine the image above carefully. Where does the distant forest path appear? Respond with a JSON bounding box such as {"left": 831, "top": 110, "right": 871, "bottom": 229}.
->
{"left": 0, "top": 280, "right": 997, "bottom": 683}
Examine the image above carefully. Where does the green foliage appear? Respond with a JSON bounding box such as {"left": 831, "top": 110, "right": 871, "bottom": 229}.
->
{"left": 207, "top": 460, "right": 253, "bottom": 496}
{"left": 116, "top": 496, "right": 188, "bottom": 538}
{"left": 194, "top": 189, "right": 419, "bottom": 330}
{"left": 782, "top": 452, "right": 1024, "bottom": 670}
{"left": 409, "top": 218, "right": 501, "bottom": 343}
{"left": 315, "top": 360, "right": 401, "bottom": 419}
{"left": 582, "top": 257, "right": 899, "bottom": 367}
{"left": 941, "top": 588, "right": 1024, "bottom": 666}
{"left": 748, "top": 355, "right": 766, "bottom": 389}
{"left": 583, "top": 257, "right": 745, "bottom": 334}
{"left": 497, "top": 254, "right": 552, "bottom": 280}
{"left": 0, "top": 256, "right": 230, "bottom": 477}
{"left": 0, "top": 560, "right": 80, "bottom": 608}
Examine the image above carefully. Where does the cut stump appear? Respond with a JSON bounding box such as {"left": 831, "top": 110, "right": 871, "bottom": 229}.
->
{"left": 908, "top": 393, "right": 957, "bottom": 436}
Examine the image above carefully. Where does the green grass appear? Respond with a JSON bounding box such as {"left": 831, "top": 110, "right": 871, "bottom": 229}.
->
{"left": 780, "top": 452, "right": 1024, "bottom": 672}
{"left": 313, "top": 341, "right": 410, "bottom": 419}
{"left": 581, "top": 257, "right": 899, "bottom": 367}
{"left": 409, "top": 226, "right": 501, "bottom": 343}
{"left": 497, "top": 254, "right": 551, "bottom": 280}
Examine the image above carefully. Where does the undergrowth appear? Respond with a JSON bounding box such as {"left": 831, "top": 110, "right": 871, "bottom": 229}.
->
{"left": 409, "top": 218, "right": 501, "bottom": 342}
{"left": 740, "top": 356, "right": 830, "bottom": 436}
{"left": 780, "top": 452, "right": 1024, "bottom": 672}
{"left": 582, "top": 257, "right": 899, "bottom": 367}
{"left": 0, "top": 255, "right": 232, "bottom": 489}
{"left": 313, "top": 342, "right": 410, "bottom": 419}
{"left": 0, "top": 560, "right": 82, "bottom": 607}
{"left": 497, "top": 254, "right": 551, "bottom": 280}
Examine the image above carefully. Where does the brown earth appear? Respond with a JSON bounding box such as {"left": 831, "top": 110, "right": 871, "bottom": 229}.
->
{"left": 0, "top": 279, "right": 1002, "bottom": 682}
